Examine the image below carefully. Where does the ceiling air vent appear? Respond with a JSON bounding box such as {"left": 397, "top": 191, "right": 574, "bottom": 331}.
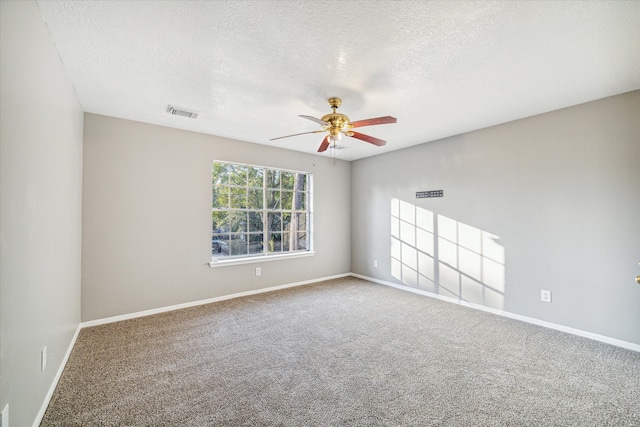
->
{"left": 167, "top": 105, "right": 200, "bottom": 119}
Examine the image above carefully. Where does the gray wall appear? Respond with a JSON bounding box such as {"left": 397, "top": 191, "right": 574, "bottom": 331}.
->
{"left": 351, "top": 91, "right": 640, "bottom": 345}
{"left": 0, "top": 1, "right": 84, "bottom": 426}
{"left": 81, "top": 114, "right": 351, "bottom": 321}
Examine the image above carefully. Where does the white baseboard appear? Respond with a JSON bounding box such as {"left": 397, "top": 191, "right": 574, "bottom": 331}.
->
{"left": 81, "top": 273, "right": 351, "bottom": 328}
{"left": 33, "top": 323, "right": 82, "bottom": 427}
{"left": 351, "top": 273, "right": 640, "bottom": 353}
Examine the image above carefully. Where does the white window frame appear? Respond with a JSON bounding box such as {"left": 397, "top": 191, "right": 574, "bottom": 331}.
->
{"left": 209, "top": 160, "right": 314, "bottom": 267}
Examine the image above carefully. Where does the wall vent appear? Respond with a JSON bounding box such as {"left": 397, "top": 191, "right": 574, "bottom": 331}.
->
{"left": 167, "top": 105, "right": 200, "bottom": 119}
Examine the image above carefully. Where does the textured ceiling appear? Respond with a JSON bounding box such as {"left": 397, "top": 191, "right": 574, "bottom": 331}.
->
{"left": 37, "top": 1, "right": 640, "bottom": 161}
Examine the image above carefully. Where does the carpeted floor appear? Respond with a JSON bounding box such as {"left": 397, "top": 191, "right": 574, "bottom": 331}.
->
{"left": 41, "top": 277, "right": 640, "bottom": 426}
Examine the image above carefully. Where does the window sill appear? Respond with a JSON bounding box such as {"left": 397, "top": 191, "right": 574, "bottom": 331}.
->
{"left": 209, "top": 251, "right": 315, "bottom": 268}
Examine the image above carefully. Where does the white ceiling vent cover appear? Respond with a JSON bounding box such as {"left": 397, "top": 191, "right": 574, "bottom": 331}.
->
{"left": 167, "top": 105, "right": 200, "bottom": 119}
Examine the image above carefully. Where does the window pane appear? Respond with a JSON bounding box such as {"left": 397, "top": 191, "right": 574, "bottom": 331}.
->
{"left": 212, "top": 186, "right": 229, "bottom": 208}
{"left": 297, "top": 213, "right": 307, "bottom": 231}
{"left": 212, "top": 234, "right": 227, "bottom": 256}
{"left": 230, "top": 165, "right": 247, "bottom": 186}
{"left": 281, "top": 171, "right": 294, "bottom": 190}
{"left": 229, "top": 211, "right": 247, "bottom": 233}
{"left": 248, "top": 189, "right": 263, "bottom": 209}
{"left": 248, "top": 211, "right": 264, "bottom": 232}
{"left": 212, "top": 211, "right": 229, "bottom": 233}
{"left": 248, "top": 167, "right": 264, "bottom": 188}
{"left": 229, "top": 234, "right": 248, "bottom": 256}
{"left": 282, "top": 212, "right": 292, "bottom": 232}
{"left": 249, "top": 233, "right": 263, "bottom": 254}
{"left": 212, "top": 163, "right": 230, "bottom": 185}
{"left": 268, "top": 233, "right": 281, "bottom": 252}
{"left": 296, "top": 173, "right": 308, "bottom": 192}
{"left": 268, "top": 212, "right": 281, "bottom": 232}
{"left": 267, "top": 170, "right": 280, "bottom": 189}
{"left": 294, "top": 191, "right": 306, "bottom": 210}
{"left": 268, "top": 190, "right": 281, "bottom": 209}
{"left": 230, "top": 187, "right": 247, "bottom": 209}
{"left": 282, "top": 232, "right": 291, "bottom": 251}
{"left": 281, "top": 191, "right": 293, "bottom": 210}
{"left": 297, "top": 232, "right": 308, "bottom": 250}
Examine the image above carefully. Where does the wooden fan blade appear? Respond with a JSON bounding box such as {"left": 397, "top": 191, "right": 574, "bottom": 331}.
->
{"left": 299, "top": 115, "right": 329, "bottom": 125}
{"left": 349, "top": 131, "right": 387, "bottom": 147}
{"left": 349, "top": 116, "right": 397, "bottom": 128}
{"left": 317, "top": 135, "right": 331, "bottom": 152}
{"left": 270, "top": 130, "right": 324, "bottom": 141}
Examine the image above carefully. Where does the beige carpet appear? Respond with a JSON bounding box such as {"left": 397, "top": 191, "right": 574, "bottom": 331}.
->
{"left": 41, "top": 277, "right": 640, "bottom": 426}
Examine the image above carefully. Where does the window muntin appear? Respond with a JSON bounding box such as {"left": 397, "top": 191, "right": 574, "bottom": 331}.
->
{"left": 212, "top": 161, "right": 311, "bottom": 261}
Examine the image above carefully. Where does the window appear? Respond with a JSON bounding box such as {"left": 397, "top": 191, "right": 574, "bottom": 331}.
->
{"left": 211, "top": 161, "right": 312, "bottom": 262}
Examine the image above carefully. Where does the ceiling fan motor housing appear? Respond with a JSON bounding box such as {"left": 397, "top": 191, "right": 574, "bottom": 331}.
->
{"left": 321, "top": 112, "right": 351, "bottom": 136}
{"left": 323, "top": 96, "right": 354, "bottom": 136}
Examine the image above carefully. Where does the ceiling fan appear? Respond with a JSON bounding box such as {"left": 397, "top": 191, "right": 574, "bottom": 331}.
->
{"left": 270, "top": 97, "right": 397, "bottom": 152}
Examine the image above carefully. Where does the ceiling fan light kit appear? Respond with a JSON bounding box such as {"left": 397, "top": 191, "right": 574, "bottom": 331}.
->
{"left": 271, "top": 97, "right": 397, "bottom": 153}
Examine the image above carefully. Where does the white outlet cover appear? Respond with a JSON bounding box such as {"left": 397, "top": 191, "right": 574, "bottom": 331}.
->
{"left": 541, "top": 290, "right": 552, "bottom": 303}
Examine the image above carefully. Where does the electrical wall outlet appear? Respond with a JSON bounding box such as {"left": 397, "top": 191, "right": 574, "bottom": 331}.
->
{"left": 41, "top": 347, "right": 47, "bottom": 372}
{"left": 255, "top": 267, "right": 261, "bottom": 276}
{"left": 541, "top": 290, "right": 552, "bottom": 303}
{"left": 373, "top": 260, "right": 378, "bottom": 268}
{"left": 1, "top": 403, "right": 8, "bottom": 427}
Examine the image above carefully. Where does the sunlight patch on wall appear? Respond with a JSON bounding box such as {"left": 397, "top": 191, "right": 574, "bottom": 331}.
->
{"left": 390, "top": 198, "right": 505, "bottom": 309}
